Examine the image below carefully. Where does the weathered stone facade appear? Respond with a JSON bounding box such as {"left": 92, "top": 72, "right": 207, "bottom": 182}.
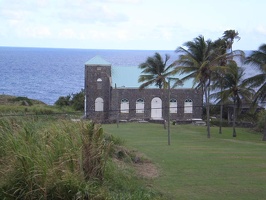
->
{"left": 85, "top": 56, "right": 203, "bottom": 123}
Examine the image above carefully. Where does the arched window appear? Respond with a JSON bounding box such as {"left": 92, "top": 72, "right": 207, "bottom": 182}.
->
{"left": 184, "top": 99, "right": 193, "bottom": 113}
{"left": 97, "top": 78, "right": 102, "bottom": 89}
{"left": 95, "top": 97, "right": 104, "bottom": 111}
{"left": 136, "top": 98, "right": 144, "bottom": 113}
{"left": 151, "top": 97, "right": 162, "bottom": 119}
{"left": 170, "top": 98, "right": 177, "bottom": 113}
{"left": 120, "top": 98, "right": 129, "bottom": 113}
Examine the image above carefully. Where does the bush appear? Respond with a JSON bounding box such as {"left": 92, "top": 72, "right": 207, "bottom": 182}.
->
{"left": 256, "top": 110, "right": 266, "bottom": 132}
{"left": 210, "top": 118, "right": 230, "bottom": 127}
{"left": 9, "top": 96, "right": 33, "bottom": 106}
{"left": 55, "top": 90, "right": 84, "bottom": 111}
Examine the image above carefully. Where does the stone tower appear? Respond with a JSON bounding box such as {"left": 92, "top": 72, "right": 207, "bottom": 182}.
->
{"left": 84, "top": 56, "right": 112, "bottom": 122}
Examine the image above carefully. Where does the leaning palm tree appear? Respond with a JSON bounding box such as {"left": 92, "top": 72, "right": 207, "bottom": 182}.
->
{"left": 138, "top": 52, "right": 178, "bottom": 89}
{"left": 174, "top": 35, "right": 225, "bottom": 138}
{"left": 244, "top": 43, "right": 266, "bottom": 140}
{"left": 217, "top": 61, "right": 254, "bottom": 137}
{"left": 222, "top": 30, "right": 241, "bottom": 53}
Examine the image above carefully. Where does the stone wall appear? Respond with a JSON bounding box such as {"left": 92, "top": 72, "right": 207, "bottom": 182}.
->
{"left": 108, "top": 87, "right": 203, "bottom": 122}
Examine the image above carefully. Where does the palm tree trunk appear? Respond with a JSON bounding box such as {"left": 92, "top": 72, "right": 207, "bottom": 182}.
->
{"left": 219, "top": 103, "right": 223, "bottom": 134}
{"left": 262, "top": 116, "right": 266, "bottom": 141}
{"left": 205, "top": 84, "right": 211, "bottom": 138}
{"left": 232, "top": 99, "right": 237, "bottom": 137}
{"left": 219, "top": 85, "right": 223, "bottom": 134}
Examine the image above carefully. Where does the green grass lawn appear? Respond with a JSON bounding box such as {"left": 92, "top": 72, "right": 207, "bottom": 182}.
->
{"left": 103, "top": 123, "right": 266, "bottom": 200}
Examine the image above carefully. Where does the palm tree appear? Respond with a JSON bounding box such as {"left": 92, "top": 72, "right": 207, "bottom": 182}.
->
{"left": 174, "top": 35, "right": 225, "bottom": 138}
{"left": 211, "top": 38, "right": 228, "bottom": 134}
{"left": 244, "top": 43, "right": 266, "bottom": 140}
{"left": 138, "top": 52, "right": 178, "bottom": 89}
{"left": 244, "top": 44, "right": 266, "bottom": 103}
{"left": 211, "top": 38, "right": 245, "bottom": 134}
{"left": 216, "top": 61, "right": 254, "bottom": 137}
{"left": 222, "top": 30, "right": 241, "bottom": 53}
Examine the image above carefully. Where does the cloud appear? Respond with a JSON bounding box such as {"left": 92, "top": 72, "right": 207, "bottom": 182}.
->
{"left": 55, "top": 3, "right": 128, "bottom": 24}
{"left": 257, "top": 25, "right": 266, "bottom": 35}
{"left": 20, "top": 26, "right": 52, "bottom": 38}
{"left": 58, "top": 28, "right": 77, "bottom": 39}
{"left": 0, "top": 0, "right": 129, "bottom": 26}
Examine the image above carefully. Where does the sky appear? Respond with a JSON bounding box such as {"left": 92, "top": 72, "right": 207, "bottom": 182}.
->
{"left": 0, "top": 0, "right": 265, "bottom": 50}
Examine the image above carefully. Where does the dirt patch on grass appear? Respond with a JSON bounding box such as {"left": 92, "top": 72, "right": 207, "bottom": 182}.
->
{"left": 112, "top": 147, "right": 159, "bottom": 179}
{"left": 133, "top": 161, "right": 159, "bottom": 179}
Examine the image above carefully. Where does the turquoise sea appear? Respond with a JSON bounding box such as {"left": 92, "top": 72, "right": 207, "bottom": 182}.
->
{"left": 0, "top": 47, "right": 255, "bottom": 105}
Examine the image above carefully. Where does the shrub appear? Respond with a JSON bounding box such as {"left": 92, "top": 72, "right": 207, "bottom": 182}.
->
{"left": 256, "top": 110, "right": 266, "bottom": 132}
{"left": 55, "top": 90, "right": 84, "bottom": 111}
{"left": 9, "top": 96, "right": 33, "bottom": 106}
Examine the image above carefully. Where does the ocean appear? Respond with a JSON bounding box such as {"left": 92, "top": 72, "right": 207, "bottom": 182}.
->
{"left": 0, "top": 47, "right": 256, "bottom": 105}
{"left": 0, "top": 47, "right": 178, "bottom": 105}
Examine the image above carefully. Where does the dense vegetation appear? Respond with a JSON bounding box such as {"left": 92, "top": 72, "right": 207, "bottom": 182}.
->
{"left": 0, "top": 116, "right": 165, "bottom": 199}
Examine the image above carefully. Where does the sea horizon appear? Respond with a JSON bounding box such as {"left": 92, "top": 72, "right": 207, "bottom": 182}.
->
{"left": 0, "top": 47, "right": 256, "bottom": 105}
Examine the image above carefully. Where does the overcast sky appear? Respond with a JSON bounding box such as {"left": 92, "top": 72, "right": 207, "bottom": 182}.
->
{"left": 0, "top": 0, "right": 265, "bottom": 50}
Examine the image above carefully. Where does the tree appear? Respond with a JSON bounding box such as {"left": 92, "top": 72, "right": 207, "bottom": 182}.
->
{"left": 222, "top": 30, "right": 241, "bottom": 53}
{"left": 255, "top": 110, "right": 266, "bottom": 140}
{"left": 174, "top": 35, "right": 225, "bottom": 138}
{"left": 71, "top": 89, "right": 85, "bottom": 111}
{"left": 244, "top": 43, "right": 266, "bottom": 140}
{"left": 55, "top": 95, "right": 71, "bottom": 107}
{"left": 244, "top": 44, "right": 266, "bottom": 104}
{"left": 211, "top": 38, "right": 228, "bottom": 134}
{"left": 55, "top": 89, "right": 84, "bottom": 111}
{"left": 211, "top": 38, "right": 245, "bottom": 134}
{"left": 138, "top": 52, "right": 178, "bottom": 89}
{"left": 215, "top": 61, "right": 254, "bottom": 137}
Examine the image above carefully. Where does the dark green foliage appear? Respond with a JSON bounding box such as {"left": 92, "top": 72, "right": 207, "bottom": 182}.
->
{"left": 244, "top": 43, "right": 266, "bottom": 103}
{"left": 256, "top": 110, "right": 266, "bottom": 132}
{"left": 138, "top": 52, "right": 179, "bottom": 89}
{"left": 72, "top": 90, "right": 85, "bottom": 111}
{"left": 9, "top": 96, "right": 33, "bottom": 106}
{"left": 54, "top": 95, "right": 71, "bottom": 106}
{"left": 55, "top": 89, "right": 84, "bottom": 111}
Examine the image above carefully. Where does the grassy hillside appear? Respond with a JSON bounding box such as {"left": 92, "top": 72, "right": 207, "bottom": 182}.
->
{"left": 0, "top": 95, "right": 81, "bottom": 118}
{"left": 0, "top": 95, "right": 46, "bottom": 105}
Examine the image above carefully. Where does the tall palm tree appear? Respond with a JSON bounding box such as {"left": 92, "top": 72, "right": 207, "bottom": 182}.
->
{"left": 138, "top": 52, "right": 178, "bottom": 89}
{"left": 244, "top": 43, "right": 266, "bottom": 140}
{"left": 222, "top": 30, "right": 241, "bottom": 53}
{"left": 174, "top": 35, "right": 225, "bottom": 138}
{"left": 211, "top": 38, "right": 228, "bottom": 134}
{"left": 217, "top": 61, "right": 254, "bottom": 137}
{"left": 244, "top": 44, "right": 266, "bottom": 103}
{"left": 211, "top": 38, "right": 245, "bottom": 134}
